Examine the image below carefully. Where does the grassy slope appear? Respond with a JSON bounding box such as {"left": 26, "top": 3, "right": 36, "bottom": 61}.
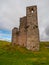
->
{"left": 0, "top": 41, "right": 49, "bottom": 65}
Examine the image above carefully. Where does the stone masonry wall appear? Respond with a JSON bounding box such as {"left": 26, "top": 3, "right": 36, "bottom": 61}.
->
{"left": 12, "top": 27, "right": 19, "bottom": 45}
{"left": 26, "top": 6, "right": 39, "bottom": 51}
{"left": 19, "top": 16, "right": 27, "bottom": 47}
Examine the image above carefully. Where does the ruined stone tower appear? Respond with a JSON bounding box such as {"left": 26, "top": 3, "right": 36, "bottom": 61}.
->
{"left": 12, "top": 27, "right": 19, "bottom": 45}
{"left": 12, "top": 5, "right": 40, "bottom": 51}
{"left": 19, "top": 16, "right": 27, "bottom": 47}
{"left": 26, "top": 6, "right": 39, "bottom": 51}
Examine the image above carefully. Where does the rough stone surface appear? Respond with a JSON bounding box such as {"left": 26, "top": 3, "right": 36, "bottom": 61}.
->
{"left": 19, "top": 16, "right": 27, "bottom": 47}
{"left": 12, "top": 27, "right": 19, "bottom": 45}
{"left": 12, "top": 5, "right": 40, "bottom": 51}
{"left": 26, "top": 6, "right": 39, "bottom": 51}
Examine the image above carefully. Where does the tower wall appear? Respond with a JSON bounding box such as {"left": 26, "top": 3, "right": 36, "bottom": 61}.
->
{"left": 19, "top": 16, "right": 27, "bottom": 47}
{"left": 12, "top": 27, "right": 19, "bottom": 45}
{"left": 26, "top": 6, "right": 39, "bottom": 51}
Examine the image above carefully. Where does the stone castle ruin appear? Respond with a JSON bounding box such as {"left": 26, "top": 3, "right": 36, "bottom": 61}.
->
{"left": 12, "top": 6, "right": 40, "bottom": 51}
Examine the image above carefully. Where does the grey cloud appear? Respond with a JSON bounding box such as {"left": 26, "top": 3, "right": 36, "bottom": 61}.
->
{"left": 0, "top": 0, "right": 49, "bottom": 41}
{"left": 45, "top": 25, "right": 49, "bottom": 36}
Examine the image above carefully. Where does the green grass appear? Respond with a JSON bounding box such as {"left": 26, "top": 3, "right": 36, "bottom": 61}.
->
{"left": 0, "top": 40, "right": 49, "bottom": 65}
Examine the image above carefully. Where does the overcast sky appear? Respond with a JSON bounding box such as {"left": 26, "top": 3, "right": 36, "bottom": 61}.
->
{"left": 0, "top": 0, "right": 49, "bottom": 41}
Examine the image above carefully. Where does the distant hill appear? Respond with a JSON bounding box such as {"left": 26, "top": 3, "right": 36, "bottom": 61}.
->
{"left": 0, "top": 40, "right": 11, "bottom": 46}
{"left": 0, "top": 40, "right": 49, "bottom": 65}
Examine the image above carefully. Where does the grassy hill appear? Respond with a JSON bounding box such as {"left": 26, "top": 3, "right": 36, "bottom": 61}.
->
{"left": 0, "top": 40, "right": 49, "bottom": 65}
